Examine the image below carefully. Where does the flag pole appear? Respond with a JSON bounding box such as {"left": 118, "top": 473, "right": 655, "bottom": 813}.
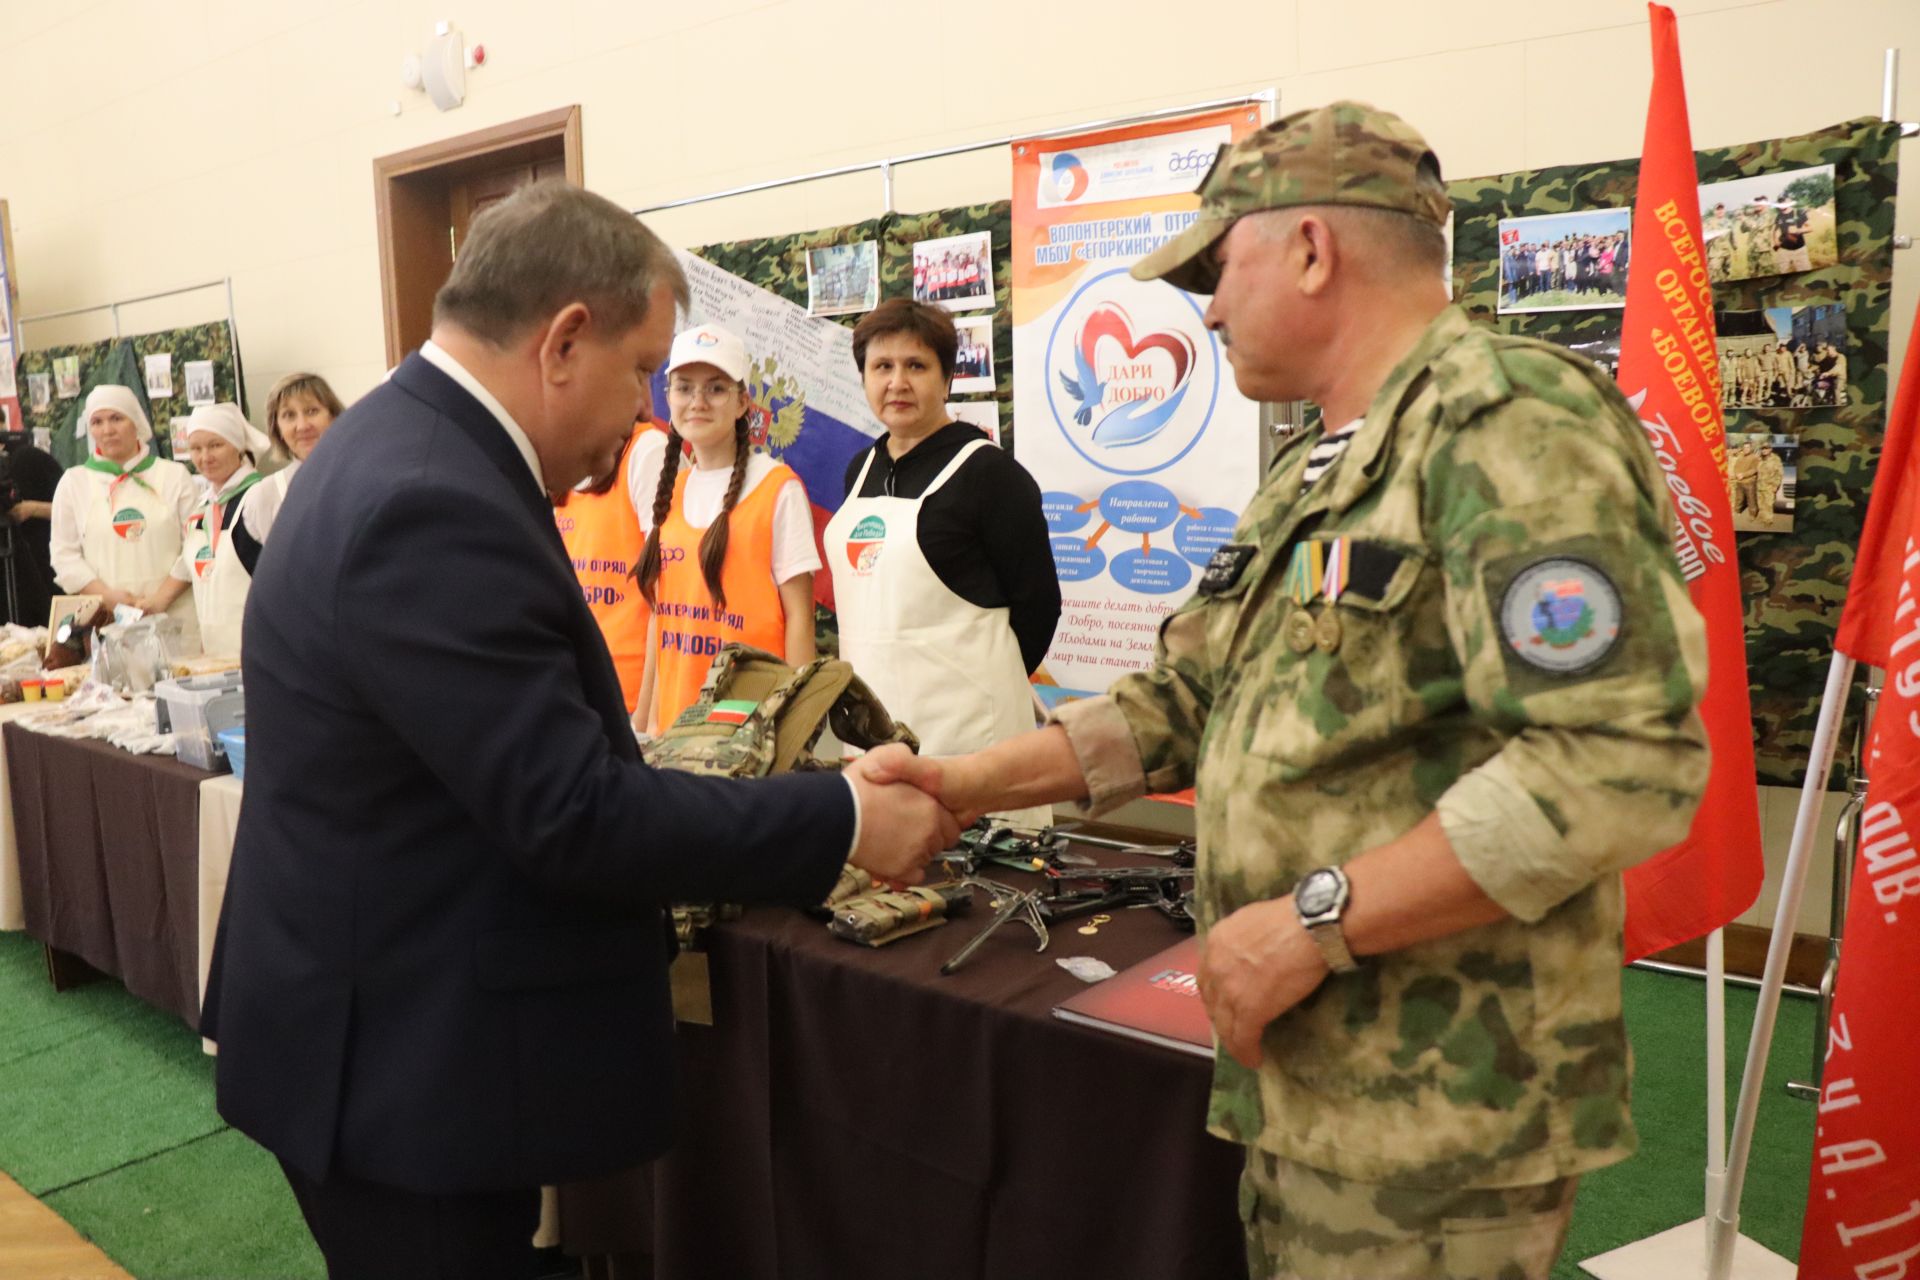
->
{"left": 1704, "top": 923, "right": 1728, "bottom": 1263}
{"left": 1707, "top": 651, "right": 1857, "bottom": 1280}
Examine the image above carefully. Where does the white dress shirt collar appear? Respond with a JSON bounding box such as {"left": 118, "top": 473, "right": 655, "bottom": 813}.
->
{"left": 419, "top": 340, "right": 546, "bottom": 493}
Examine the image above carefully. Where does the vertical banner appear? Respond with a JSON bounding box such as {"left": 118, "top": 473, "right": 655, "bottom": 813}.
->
{"left": 1012, "top": 106, "right": 1263, "bottom": 705}
{"left": 1799, "top": 293, "right": 1920, "bottom": 1280}
{"left": 1614, "top": 4, "right": 1763, "bottom": 961}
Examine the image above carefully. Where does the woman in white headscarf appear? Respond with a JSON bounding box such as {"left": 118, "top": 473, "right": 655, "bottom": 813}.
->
{"left": 49, "top": 385, "right": 201, "bottom": 649}
{"left": 170, "top": 403, "right": 273, "bottom": 658}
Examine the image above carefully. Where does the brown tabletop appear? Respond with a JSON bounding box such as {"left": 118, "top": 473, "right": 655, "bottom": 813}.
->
{"left": 559, "top": 864, "right": 1247, "bottom": 1280}
{"left": 5, "top": 720, "right": 215, "bottom": 1027}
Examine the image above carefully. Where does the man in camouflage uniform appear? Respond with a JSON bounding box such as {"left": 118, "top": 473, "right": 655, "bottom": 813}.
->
{"left": 871, "top": 101, "right": 1710, "bottom": 1279}
{"left": 1704, "top": 202, "right": 1734, "bottom": 281}
{"left": 1741, "top": 197, "right": 1777, "bottom": 277}
{"left": 1730, "top": 442, "right": 1761, "bottom": 522}
{"left": 1756, "top": 442, "right": 1785, "bottom": 527}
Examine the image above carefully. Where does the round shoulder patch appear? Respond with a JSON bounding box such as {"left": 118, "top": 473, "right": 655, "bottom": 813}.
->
{"left": 1498, "top": 557, "right": 1622, "bottom": 674}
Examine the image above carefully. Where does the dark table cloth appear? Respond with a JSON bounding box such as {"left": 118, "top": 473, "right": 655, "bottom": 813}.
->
{"left": 6, "top": 720, "right": 214, "bottom": 1026}
{"left": 559, "top": 870, "right": 1247, "bottom": 1280}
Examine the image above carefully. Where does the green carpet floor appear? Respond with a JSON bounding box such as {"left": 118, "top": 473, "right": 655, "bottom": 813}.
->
{"left": 0, "top": 929, "right": 1817, "bottom": 1278}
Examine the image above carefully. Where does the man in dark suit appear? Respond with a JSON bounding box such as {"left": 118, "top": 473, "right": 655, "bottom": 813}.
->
{"left": 201, "top": 182, "right": 956, "bottom": 1280}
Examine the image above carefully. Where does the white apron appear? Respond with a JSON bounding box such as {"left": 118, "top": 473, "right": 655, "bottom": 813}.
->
{"left": 182, "top": 468, "right": 261, "bottom": 660}
{"left": 78, "top": 458, "right": 201, "bottom": 654}
{"left": 826, "top": 440, "right": 1048, "bottom": 829}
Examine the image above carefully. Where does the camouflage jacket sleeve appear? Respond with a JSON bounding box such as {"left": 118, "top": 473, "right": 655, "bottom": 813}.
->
{"left": 1425, "top": 344, "right": 1711, "bottom": 923}
{"left": 1051, "top": 596, "right": 1217, "bottom": 814}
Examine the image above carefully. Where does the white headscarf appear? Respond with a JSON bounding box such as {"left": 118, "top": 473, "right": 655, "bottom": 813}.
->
{"left": 81, "top": 384, "right": 153, "bottom": 450}
{"left": 185, "top": 402, "right": 273, "bottom": 459}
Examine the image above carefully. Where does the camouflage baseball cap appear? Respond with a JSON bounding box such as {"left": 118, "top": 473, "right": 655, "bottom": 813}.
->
{"left": 1132, "top": 101, "right": 1451, "bottom": 294}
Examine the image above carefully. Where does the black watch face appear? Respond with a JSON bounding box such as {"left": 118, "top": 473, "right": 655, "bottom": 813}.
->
{"left": 1296, "top": 870, "right": 1339, "bottom": 916}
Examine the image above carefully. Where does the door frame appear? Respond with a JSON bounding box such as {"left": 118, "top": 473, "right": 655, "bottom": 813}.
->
{"left": 372, "top": 106, "right": 583, "bottom": 367}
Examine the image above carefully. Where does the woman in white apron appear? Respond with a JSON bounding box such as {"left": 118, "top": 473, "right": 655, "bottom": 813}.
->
{"left": 49, "top": 385, "right": 201, "bottom": 651}
{"left": 232, "top": 372, "right": 345, "bottom": 574}
{"left": 825, "top": 300, "right": 1061, "bottom": 829}
{"left": 174, "top": 404, "right": 273, "bottom": 659}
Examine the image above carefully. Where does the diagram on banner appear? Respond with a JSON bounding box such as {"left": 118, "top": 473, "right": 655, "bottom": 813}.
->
{"left": 1041, "top": 482, "right": 1236, "bottom": 595}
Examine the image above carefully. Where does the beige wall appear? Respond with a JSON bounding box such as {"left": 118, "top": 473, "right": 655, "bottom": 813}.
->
{"left": 3, "top": 0, "right": 1917, "bottom": 409}
{"left": 3, "top": 0, "right": 1914, "bottom": 934}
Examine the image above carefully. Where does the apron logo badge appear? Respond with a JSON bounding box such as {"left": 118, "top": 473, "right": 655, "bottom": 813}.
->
{"left": 111, "top": 507, "right": 146, "bottom": 542}
{"left": 193, "top": 544, "right": 215, "bottom": 578}
{"left": 846, "top": 515, "right": 887, "bottom": 574}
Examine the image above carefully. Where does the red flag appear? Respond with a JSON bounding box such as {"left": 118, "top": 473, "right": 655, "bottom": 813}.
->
{"left": 1614, "top": 3, "right": 1764, "bottom": 962}
{"left": 1833, "top": 297, "right": 1920, "bottom": 668}
{"left": 1796, "top": 296, "right": 1920, "bottom": 1280}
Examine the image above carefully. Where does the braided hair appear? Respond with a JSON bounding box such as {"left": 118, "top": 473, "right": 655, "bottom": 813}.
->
{"left": 633, "top": 411, "right": 753, "bottom": 610}
{"left": 634, "top": 427, "right": 684, "bottom": 608}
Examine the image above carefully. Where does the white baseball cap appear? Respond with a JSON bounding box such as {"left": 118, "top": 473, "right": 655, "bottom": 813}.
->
{"left": 666, "top": 324, "right": 750, "bottom": 383}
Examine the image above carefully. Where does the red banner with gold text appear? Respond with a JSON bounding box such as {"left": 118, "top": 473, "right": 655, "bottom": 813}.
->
{"left": 1615, "top": 3, "right": 1763, "bottom": 961}
{"left": 1796, "top": 292, "right": 1920, "bottom": 1280}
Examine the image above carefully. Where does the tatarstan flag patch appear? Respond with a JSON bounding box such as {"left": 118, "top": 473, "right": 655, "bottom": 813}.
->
{"left": 705, "top": 699, "right": 757, "bottom": 726}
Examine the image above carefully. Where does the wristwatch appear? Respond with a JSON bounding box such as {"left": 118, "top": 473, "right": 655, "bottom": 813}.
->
{"left": 1293, "top": 867, "right": 1359, "bottom": 974}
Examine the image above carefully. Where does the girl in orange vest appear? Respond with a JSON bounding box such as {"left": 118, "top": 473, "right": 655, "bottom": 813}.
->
{"left": 555, "top": 420, "right": 669, "bottom": 713}
{"left": 633, "top": 324, "right": 819, "bottom": 734}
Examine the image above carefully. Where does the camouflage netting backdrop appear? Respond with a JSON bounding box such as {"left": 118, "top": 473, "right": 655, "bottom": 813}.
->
{"left": 1453, "top": 116, "right": 1900, "bottom": 788}
{"left": 688, "top": 116, "right": 1897, "bottom": 788}
{"left": 14, "top": 320, "right": 247, "bottom": 468}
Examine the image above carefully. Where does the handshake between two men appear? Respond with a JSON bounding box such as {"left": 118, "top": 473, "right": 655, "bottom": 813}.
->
{"left": 837, "top": 725, "right": 1091, "bottom": 884}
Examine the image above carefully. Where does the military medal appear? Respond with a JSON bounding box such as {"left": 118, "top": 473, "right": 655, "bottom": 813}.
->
{"left": 1315, "top": 537, "right": 1347, "bottom": 653}
{"left": 1285, "top": 609, "right": 1316, "bottom": 653}
{"left": 1283, "top": 540, "right": 1326, "bottom": 606}
{"left": 1314, "top": 609, "right": 1343, "bottom": 653}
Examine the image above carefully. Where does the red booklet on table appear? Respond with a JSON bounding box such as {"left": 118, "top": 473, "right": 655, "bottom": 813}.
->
{"left": 1052, "top": 935, "right": 1214, "bottom": 1059}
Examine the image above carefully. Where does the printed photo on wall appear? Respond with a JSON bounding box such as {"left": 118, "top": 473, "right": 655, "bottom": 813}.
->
{"left": 1700, "top": 164, "right": 1836, "bottom": 285}
{"left": 1530, "top": 316, "right": 1622, "bottom": 381}
{"left": 1716, "top": 302, "right": 1847, "bottom": 409}
{"left": 170, "top": 417, "right": 192, "bottom": 461}
{"left": 1496, "top": 208, "right": 1631, "bottom": 313}
{"left": 144, "top": 352, "right": 174, "bottom": 399}
{"left": 1725, "top": 430, "right": 1797, "bottom": 534}
{"left": 945, "top": 399, "right": 1000, "bottom": 444}
{"left": 805, "top": 240, "right": 879, "bottom": 317}
{"left": 913, "top": 231, "right": 995, "bottom": 312}
{"left": 0, "top": 344, "right": 14, "bottom": 400}
{"left": 184, "top": 360, "right": 215, "bottom": 406}
{"left": 53, "top": 356, "right": 81, "bottom": 399}
{"left": 27, "top": 372, "right": 50, "bottom": 414}
{"left": 951, "top": 316, "right": 996, "bottom": 393}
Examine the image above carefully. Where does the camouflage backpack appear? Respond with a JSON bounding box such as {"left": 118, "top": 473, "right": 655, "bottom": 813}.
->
{"left": 645, "top": 644, "right": 921, "bottom": 1020}
{"left": 641, "top": 643, "right": 919, "bottom": 776}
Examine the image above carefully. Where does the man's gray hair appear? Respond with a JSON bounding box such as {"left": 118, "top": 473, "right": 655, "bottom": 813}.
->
{"left": 433, "top": 181, "right": 689, "bottom": 346}
{"left": 1251, "top": 204, "right": 1449, "bottom": 277}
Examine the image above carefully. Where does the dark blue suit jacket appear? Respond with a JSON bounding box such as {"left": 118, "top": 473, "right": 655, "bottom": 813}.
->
{"left": 201, "top": 354, "right": 853, "bottom": 1193}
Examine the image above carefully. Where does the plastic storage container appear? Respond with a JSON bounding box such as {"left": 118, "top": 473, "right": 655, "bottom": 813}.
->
{"left": 216, "top": 727, "right": 247, "bottom": 782}
{"left": 155, "top": 672, "right": 245, "bottom": 771}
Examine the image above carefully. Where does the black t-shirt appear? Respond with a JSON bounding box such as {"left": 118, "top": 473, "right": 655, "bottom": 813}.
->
{"left": 843, "top": 422, "right": 1061, "bottom": 673}
{"left": 1, "top": 439, "right": 62, "bottom": 627}
{"left": 1776, "top": 208, "right": 1809, "bottom": 250}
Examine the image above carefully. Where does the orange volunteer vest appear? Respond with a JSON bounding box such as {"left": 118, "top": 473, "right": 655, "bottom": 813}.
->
{"left": 650, "top": 461, "right": 795, "bottom": 730}
{"left": 556, "top": 453, "right": 652, "bottom": 713}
